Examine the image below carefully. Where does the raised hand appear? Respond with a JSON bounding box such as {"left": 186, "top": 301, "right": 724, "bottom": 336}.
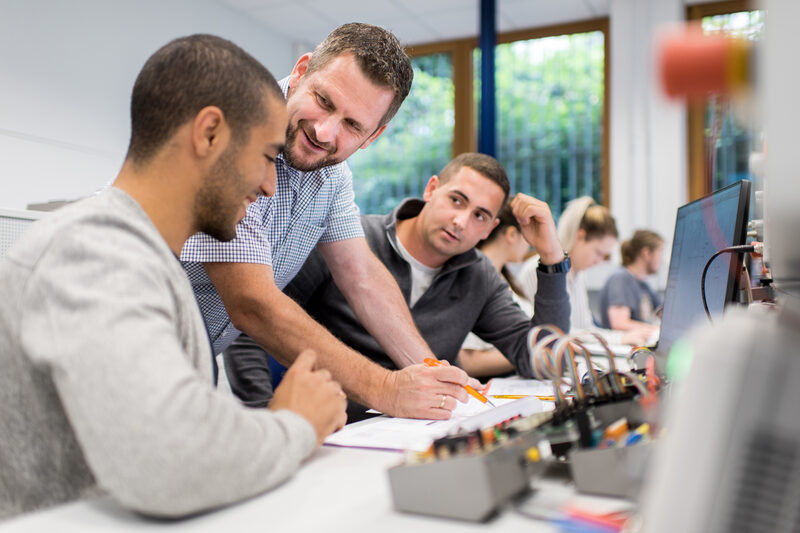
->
{"left": 510, "top": 193, "right": 564, "bottom": 265}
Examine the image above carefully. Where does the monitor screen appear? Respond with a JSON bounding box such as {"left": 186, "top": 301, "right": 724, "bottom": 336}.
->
{"left": 658, "top": 180, "right": 751, "bottom": 356}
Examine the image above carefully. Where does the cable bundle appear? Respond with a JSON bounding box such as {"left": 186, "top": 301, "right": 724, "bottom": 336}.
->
{"left": 526, "top": 326, "right": 653, "bottom": 406}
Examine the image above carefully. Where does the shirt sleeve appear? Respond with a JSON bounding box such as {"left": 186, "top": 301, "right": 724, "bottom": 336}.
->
{"left": 180, "top": 196, "right": 273, "bottom": 266}
{"left": 469, "top": 262, "right": 570, "bottom": 378}
{"left": 318, "top": 162, "right": 365, "bottom": 243}
{"left": 461, "top": 331, "right": 494, "bottom": 351}
{"left": 603, "top": 272, "right": 639, "bottom": 311}
{"left": 21, "top": 221, "right": 315, "bottom": 518}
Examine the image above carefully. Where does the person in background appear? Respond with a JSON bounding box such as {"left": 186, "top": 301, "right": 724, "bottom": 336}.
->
{"left": 458, "top": 204, "right": 533, "bottom": 378}
{"left": 0, "top": 34, "right": 346, "bottom": 520}
{"left": 519, "top": 197, "right": 650, "bottom": 346}
{"left": 599, "top": 229, "right": 664, "bottom": 338}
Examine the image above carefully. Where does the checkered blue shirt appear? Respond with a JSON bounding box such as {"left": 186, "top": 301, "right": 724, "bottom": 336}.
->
{"left": 180, "top": 78, "right": 364, "bottom": 354}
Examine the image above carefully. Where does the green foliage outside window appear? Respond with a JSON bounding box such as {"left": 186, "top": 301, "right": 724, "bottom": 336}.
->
{"left": 485, "top": 32, "right": 605, "bottom": 219}
{"left": 348, "top": 31, "right": 606, "bottom": 220}
{"left": 348, "top": 54, "right": 454, "bottom": 215}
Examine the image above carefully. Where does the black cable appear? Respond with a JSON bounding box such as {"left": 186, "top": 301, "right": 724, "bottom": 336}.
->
{"left": 701, "top": 245, "right": 754, "bottom": 323}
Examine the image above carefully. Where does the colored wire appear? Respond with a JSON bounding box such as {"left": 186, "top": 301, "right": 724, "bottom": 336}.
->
{"left": 571, "top": 338, "right": 607, "bottom": 398}
{"left": 553, "top": 337, "right": 584, "bottom": 401}
{"left": 583, "top": 332, "right": 625, "bottom": 395}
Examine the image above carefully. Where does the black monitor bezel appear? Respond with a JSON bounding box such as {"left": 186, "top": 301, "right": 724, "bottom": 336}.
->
{"left": 657, "top": 179, "right": 751, "bottom": 353}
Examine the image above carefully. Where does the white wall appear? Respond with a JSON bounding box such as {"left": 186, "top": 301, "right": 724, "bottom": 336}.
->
{"left": 0, "top": 0, "right": 294, "bottom": 210}
{"left": 583, "top": 0, "right": 687, "bottom": 291}
{"left": 0, "top": 0, "right": 697, "bottom": 281}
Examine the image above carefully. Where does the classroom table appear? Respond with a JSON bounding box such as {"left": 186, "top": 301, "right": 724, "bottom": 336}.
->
{"left": 0, "top": 439, "right": 633, "bottom": 533}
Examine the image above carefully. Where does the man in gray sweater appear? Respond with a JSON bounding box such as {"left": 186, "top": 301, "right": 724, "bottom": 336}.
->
{"left": 0, "top": 34, "right": 346, "bottom": 520}
{"left": 229, "top": 153, "right": 572, "bottom": 413}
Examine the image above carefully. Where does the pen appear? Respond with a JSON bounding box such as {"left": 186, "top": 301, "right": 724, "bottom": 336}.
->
{"left": 490, "top": 394, "right": 557, "bottom": 401}
{"left": 423, "top": 358, "right": 496, "bottom": 407}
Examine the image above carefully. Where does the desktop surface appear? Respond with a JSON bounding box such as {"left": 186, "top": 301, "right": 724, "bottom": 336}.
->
{"left": 0, "top": 445, "right": 598, "bottom": 533}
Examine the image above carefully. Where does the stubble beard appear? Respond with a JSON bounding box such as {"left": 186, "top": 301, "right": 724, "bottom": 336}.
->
{"left": 282, "top": 121, "right": 340, "bottom": 172}
{"left": 194, "top": 144, "right": 245, "bottom": 242}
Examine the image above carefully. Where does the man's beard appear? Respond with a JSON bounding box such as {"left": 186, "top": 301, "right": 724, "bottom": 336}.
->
{"left": 282, "top": 120, "right": 340, "bottom": 172}
{"left": 194, "top": 143, "right": 246, "bottom": 242}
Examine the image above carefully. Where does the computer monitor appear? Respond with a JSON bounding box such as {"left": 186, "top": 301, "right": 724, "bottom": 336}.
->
{"left": 657, "top": 180, "right": 751, "bottom": 357}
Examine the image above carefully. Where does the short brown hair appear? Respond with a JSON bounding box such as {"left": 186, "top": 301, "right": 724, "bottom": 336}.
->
{"left": 438, "top": 153, "right": 510, "bottom": 208}
{"left": 306, "top": 23, "right": 413, "bottom": 128}
{"left": 127, "top": 34, "right": 282, "bottom": 166}
{"left": 580, "top": 204, "right": 619, "bottom": 241}
{"left": 621, "top": 229, "right": 663, "bottom": 266}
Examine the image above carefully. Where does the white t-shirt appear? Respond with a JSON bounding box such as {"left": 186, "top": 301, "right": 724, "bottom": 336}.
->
{"left": 394, "top": 236, "right": 442, "bottom": 308}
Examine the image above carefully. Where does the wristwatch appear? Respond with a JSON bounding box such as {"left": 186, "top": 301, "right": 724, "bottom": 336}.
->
{"left": 537, "top": 252, "right": 571, "bottom": 274}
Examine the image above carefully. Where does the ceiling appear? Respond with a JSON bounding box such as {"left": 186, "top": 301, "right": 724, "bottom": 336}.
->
{"left": 219, "top": 0, "right": 611, "bottom": 48}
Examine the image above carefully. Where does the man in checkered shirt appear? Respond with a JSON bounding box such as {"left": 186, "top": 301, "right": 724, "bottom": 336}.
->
{"left": 181, "top": 23, "right": 475, "bottom": 420}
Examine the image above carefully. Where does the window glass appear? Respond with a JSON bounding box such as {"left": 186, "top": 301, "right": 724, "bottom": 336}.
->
{"left": 477, "top": 31, "right": 605, "bottom": 219}
{"left": 701, "top": 10, "right": 764, "bottom": 192}
{"left": 348, "top": 53, "right": 454, "bottom": 215}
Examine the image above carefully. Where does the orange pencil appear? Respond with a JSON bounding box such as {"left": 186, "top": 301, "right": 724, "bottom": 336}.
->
{"left": 424, "top": 358, "right": 496, "bottom": 407}
{"left": 491, "top": 394, "right": 556, "bottom": 401}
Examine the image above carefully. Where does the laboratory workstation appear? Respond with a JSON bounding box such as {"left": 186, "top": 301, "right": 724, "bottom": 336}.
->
{"left": 2, "top": 0, "right": 797, "bottom": 532}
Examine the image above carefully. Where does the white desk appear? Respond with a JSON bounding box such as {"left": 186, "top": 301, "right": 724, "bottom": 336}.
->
{"left": 0, "top": 443, "right": 630, "bottom": 532}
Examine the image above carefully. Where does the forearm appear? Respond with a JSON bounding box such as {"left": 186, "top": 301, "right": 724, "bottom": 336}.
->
{"left": 205, "top": 261, "right": 394, "bottom": 411}
{"left": 607, "top": 306, "right": 657, "bottom": 332}
{"left": 60, "top": 368, "right": 316, "bottom": 517}
{"left": 231, "top": 290, "right": 393, "bottom": 409}
{"left": 530, "top": 270, "right": 570, "bottom": 335}
{"left": 458, "top": 348, "right": 514, "bottom": 378}
{"left": 28, "top": 267, "right": 317, "bottom": 517}
{"left": 610, "top": 316, "right": 655, "bottom": 331}
{"left": 505, "top": 270, "right": 570, "bottom": 378}
{"left": 334, "top": 254, "right": 434, "bottom": 368}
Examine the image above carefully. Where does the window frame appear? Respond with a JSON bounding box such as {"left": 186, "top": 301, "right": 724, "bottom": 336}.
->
{"left": 686, "top": 0, "right": 757, "bottom": 201}
{"left": 405, "top": 17, "right": 610, "bottom": 207}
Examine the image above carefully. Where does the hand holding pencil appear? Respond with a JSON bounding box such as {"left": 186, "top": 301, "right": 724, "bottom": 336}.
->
{"left": 383, "top": 361, "right": 473, "bottom": 420}
{"left": 424, "top": 358, "right": 496, "bottom": 407}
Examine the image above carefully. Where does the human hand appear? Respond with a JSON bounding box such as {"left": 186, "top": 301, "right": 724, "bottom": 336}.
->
{"left": 378, "top": 362, "right": 472, "bottom": 420}
{"left": 510, "top": 193, "right": 564, "bottom": 265}
{"left": 621, "top": 327, "right": 655, "bottom": 346}
{"left": 269, "top": 349, "right": 347, "bottom": 446}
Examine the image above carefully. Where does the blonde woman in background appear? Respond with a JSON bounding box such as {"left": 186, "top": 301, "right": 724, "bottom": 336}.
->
{"left": 519, "top": 197, "right": 650, "bottom": 346}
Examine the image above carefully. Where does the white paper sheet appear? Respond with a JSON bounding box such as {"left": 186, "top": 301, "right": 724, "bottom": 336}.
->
{"left": 485, "top": 377, "right": 557, "bottom": 397}
{"left": 324, "top": 395, "right": 547, "bottom": 452}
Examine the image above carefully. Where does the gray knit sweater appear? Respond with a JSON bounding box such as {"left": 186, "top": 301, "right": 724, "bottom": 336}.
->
{"left": 0, "top": 188, "right": 315, "bottom": 520}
